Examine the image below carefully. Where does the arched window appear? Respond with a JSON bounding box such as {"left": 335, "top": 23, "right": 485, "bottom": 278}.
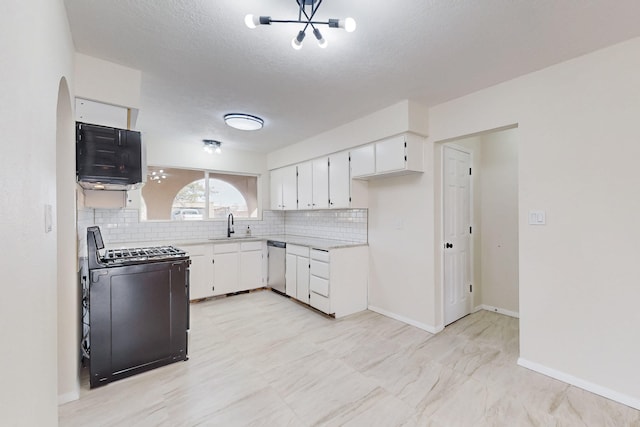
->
{"left": 140, "top": 167, "right": 258, "bottom": 221}
{"left": 172, "top": 179, "right": 205, "bottom": 220}
{"left": 207, "top": 178, "right": 249, "bottom": 219}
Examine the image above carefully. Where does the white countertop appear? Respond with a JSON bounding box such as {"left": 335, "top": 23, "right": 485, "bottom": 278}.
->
{"left": 110, "top": 235, "right": 367, "bottom": 250}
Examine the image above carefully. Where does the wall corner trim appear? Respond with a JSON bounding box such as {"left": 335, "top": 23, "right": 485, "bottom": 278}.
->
{"left": 368, "top": 305, "right": 444, "bottom": 334}
{"left": 517, "top": 358, "right": 640, "bottom": 411}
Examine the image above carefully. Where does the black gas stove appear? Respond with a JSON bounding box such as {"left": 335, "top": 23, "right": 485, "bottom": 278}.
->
{"left": 87, "top": 226, "right": 187, "bottom": 269}
{"left": 84, "top": 226, "right": 190, "bottom": 388}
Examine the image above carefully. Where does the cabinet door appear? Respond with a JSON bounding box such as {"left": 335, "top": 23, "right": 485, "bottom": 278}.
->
{"left": 350, "top": 144, "right": 375, "bottom": 177}
{"left": 239, "top": 250, "right": 262, "bottom": 291}
{"left": 270, "top": 168, "right": 283, "bottom": 210}
{"left": 375, "top": 135, "right": 406, "bottom": 173}
{"left": 312, "top": 157, "right": 329, "bottom": 209}
{"left": 296, "top": 256, "right": 310, "bottom": 304}
{"left": 213, "top": 252, "right": 239, "bottom": 295}
{"left": 285, "top": 253, "right": 297, "bottom": 298}
{"left": 297, "top": 162, "right": 313, "bottom": 210}
{"left": 185, "top": 246, "right": 214, "bottom": 300}
{"left": 281, "top": 165, "right": 298, "bottom": 210}
{"left": 329, "top": 151, "right": 351, "bottom": 208}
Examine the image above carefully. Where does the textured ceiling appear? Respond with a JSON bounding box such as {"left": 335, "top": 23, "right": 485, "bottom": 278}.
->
{"left": 63, "top": 0, "right": 640, "bottom": 153}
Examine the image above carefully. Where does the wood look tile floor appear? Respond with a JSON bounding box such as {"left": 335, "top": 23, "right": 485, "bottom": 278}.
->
{"left": 59, "top": 290, "right": 640, "bottom": 426}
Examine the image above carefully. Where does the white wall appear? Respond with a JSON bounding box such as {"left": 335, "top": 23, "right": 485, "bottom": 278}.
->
{"left": 429, "top": 37, "right": 640, "bottom": 407}
{"left": 267, "top": 100, "right": 428, "bottom": 169}
{"left": 0, "top": 0, "right": 75, "bottom": 424}
{"left": 478, "top": 129, "right": 519, "bottom": 313}
{"left": 366, "top": 172, "right": 438, "bottom": 330}
{"left": 56, "top": 78, "right": 80, "bottom": 405}
{"left": 75, "top": 53, "right": 142, "bottom": 109}
{"left": 147, "top": 137, "right": 270, "bottom": 210}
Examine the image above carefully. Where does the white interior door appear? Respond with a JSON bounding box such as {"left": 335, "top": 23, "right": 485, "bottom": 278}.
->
{"left": 443, "top": 146, "right": 472, "bottom": 325}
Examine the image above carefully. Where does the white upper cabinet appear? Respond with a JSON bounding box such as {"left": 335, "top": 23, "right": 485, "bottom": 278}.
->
{"left": 351, "top": 133, "right": 424, "bottom": 179}
{"left": 312, "top": 157, "right": 329, "bottom": 209}
{"left": 376, "top": 135, "right": 407, "bottom": 173}
{"left": 297, "top": 159, "right": 329, "bottom": 210}
{"left": 350, "top": 144, "right": 375, "bottom": 177}
{"left": 270, "top": 165, "right": 297, "bottom": 210}
{"left": 329, "top": 151, "right": 351, "bottom": 209}
{"left": 297, "top": 161, "right": 313, "bottom": 210}
{"left": 75, "top": 98, "right": 129, "bottom": 129}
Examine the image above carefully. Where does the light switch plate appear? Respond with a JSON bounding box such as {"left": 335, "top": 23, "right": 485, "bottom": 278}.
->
{"left": 528, "top": 210, "right": 546, "bottom": 225}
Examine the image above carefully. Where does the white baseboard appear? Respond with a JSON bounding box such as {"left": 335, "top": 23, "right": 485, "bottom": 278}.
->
{"left": 368, "top": 305, "right": 444, "bottom": 334}
{"left": 475, "top": 304, "right": 520, "bottom": 319}
{"left": 518, "top": 358, "right": 640, "bottom": 411}
{"left": 58, "top": 390, "right": 80, "bottom": 405}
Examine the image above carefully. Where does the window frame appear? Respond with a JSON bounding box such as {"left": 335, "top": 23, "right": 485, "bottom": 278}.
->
{"left": 139, "top": 166, "right": 262, "bottom": 222}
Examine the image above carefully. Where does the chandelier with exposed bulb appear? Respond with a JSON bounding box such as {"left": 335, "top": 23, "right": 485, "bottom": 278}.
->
{"left": 245, "top": 0, "right": 356, "bottom": 50}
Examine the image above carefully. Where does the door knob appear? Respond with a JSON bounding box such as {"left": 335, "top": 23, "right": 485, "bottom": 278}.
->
{"left": 445, "top": 243, "right": 453, "bottom": 249}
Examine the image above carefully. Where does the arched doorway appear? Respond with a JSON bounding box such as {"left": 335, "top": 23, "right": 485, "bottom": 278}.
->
{"left": 56, "top": 77, "right": 79, "bottom": 403}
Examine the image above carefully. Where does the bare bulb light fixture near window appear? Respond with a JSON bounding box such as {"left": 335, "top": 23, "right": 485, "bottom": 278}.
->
{"left": 245, "top": 0, "right": 356, "bottom": 50}
{"left": 148, "top": 169, "right": 167, "bottom": 184}
{"left": 203, "top": 139, "right": 222, "bottom": 154}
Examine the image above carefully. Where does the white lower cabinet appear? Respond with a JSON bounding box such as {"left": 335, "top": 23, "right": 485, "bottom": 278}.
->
{"left": 285, "top": 244, "right": 310, "bottom": 302}
{"left": 308, "top": 246, "right": 368, "bottom": 318}
{"left": 285, "top": 245, "right": 368, "bottom": 318}
{"left": 239, "top": 242, "right": 263, "bottom": 291}
{"left": 178, "top": 244, "right": 214, "bottom": 300}
{"left": 181, "top": 241, "right": 264, "bottom": 299}
{"left": 213, "top": 243, "right": 240, "bottom": 296}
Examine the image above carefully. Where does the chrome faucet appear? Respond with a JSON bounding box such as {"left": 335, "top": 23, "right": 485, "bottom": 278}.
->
{"left": 227, "top": 213, "right": 235, "bottom": 238}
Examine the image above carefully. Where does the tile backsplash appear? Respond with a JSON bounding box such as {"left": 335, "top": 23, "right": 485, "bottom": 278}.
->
{"left": 284, "top": 209, "right": 367, "bottom": 242}
{"left": 78, "top": 208, "right": 367, "bottom": 253}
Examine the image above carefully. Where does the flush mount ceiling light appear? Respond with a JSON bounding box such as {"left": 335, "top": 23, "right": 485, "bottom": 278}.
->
{"left": 245, "top": 0, "right": 356, "bottom": 50}
{"left": 203, "top": 139, "right": 222, "bottom": 154}
{"left": 223, "top": 113, "right": 264, "bottom": 131}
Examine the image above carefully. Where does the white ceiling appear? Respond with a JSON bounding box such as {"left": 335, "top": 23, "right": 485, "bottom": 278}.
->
{"left": 63, "top": 0, "right": 640, "bottom": 153}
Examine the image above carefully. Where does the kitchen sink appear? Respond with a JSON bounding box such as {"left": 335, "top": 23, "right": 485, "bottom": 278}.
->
{"left": 208, "top": 236, "right": 261, "bottom": 242}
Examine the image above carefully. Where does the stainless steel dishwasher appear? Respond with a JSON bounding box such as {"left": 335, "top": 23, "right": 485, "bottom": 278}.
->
{"left": 267, "top": 240, "right": 286, "bottom": 294}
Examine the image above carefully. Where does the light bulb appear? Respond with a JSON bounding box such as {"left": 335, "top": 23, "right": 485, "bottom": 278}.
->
{"left": 291, "top": 30, "right": 305, "bottom": 50}
{"left": 313, "top": 28, "right": 327, "bottom": 48}
{"left": 204, "top": 145, "right": 212, "bottom": 154}
{"left": 245, "top": 14, "right": 258, "bottom": 29}
{"left": 215, "top": 146, "right": 222, "bottom": 154}
{"left": 344, "top": 17, "right": 356, "bottom": 32}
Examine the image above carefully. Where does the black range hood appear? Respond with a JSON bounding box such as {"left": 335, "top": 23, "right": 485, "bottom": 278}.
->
{"left": 76, "top": 122, "right": 145, "bottom": 190}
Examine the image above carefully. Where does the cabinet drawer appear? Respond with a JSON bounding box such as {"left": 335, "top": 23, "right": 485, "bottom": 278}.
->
{"left": 214, "top": 243, "right": 239, "bottom": 254}
{"left": 310, "top": 249, "right": 329, "bottom": 262}
{"left": 240, "top": 241, "right": 262, "bottom": 251}
{"left": 310, "top": 275, "right": 329, "bottom": 297}
{"left": 310, "top": 260, "right": 329, "bottom": 279}
{"left": 310, "top": 292, "right": 331, "bottom": 314}
{"left": 287, "top": 244, "right": 309, "bottom": 257}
